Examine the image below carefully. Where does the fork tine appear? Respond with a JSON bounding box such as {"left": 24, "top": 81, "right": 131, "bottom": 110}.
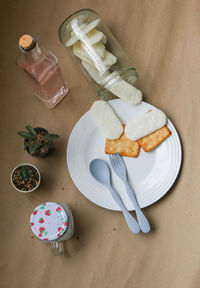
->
{"left": 109, "top": 154, "right": 115, "bottom": 168}
{"left": 116, "top": 153, "right": 125, "bottom": 166}
{"left": 113, "top": 154, "right": 118, "bottom": 167}
{"left": 112, "top": 154, "right": 117, "bottom": 166}
{"left": 114, "top": 153, "right": 120, "bottom": 166}
{"left": 116, "top": 152, "right": 122, "bottom": 162}
{"left": 113, "top": 154, "right": 119, "bottom": 167}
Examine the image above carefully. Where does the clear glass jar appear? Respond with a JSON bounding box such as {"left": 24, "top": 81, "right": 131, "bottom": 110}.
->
{"left": 30, "top": 202, "right": 74, "bottom": 256}
{"left": 58, "top": 9, "right": 140, "bottom": 102}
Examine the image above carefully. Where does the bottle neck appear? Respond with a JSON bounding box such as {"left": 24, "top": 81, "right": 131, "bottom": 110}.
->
{"left": 20, "top": 41, "right": 42, "bottom": 61}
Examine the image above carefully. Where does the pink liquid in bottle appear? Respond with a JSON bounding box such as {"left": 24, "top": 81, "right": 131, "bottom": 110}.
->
{"left": 16, "top": 35, "right": 68, "bottom": 108}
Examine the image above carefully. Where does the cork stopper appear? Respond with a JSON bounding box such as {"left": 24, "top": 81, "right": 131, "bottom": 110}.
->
{"left": 19, "top": 35, "right": 34, "bottom": 50}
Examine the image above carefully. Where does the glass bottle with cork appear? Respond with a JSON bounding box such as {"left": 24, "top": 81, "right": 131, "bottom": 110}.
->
{"left": 16, "top": 34, "right": 68, "bottom": 108}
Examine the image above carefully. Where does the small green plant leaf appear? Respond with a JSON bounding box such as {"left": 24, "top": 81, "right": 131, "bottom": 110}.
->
{"left": 21, "top": 166, "right": 26, "bottom": 173}
{"left": 21, "top": 166, "right": 28, "bottom": 181}
{"left": 27, "top": 170, "right": 32, "bottom": 176}
{"left": 24, "top": 142, "right": 30, "bottom": 147}
{"left": 25, "top": 125, "right": 37, "bottom": 136}
{"left": 18, "top": 131, "right": 34, "bottom": 140}
{"left": 41, "top": 134, "right": 59, "bottom": 141}
{"left": 45, "top": 142, "right": 54, "bottom": 149}
{"left": 30, "top": 142, "right": 40, "bottom": 155}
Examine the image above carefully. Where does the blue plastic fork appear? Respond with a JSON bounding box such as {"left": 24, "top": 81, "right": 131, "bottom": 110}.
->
{"left": 109, "top": 153, "right": 151, "bottom": 233}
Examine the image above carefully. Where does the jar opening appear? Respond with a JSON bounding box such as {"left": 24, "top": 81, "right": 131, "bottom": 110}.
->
{"left": 97, "top": 68, "right": 138, "bottom": 100}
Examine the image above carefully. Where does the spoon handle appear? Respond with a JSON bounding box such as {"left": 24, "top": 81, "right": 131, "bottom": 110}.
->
{"left": 124, "top": 182, "right": 151, "bottom": 233}
{"left": 108, "top": 185, "right": 140, "bottom": 234}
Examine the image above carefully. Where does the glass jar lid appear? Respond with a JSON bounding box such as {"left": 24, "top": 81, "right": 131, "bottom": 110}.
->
{"left": 30, "top": 202, "right": 69, "bottom": 241}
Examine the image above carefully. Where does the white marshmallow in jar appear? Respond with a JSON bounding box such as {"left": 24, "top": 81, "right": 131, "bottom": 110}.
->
{"left": 30, "top": 202, "right": 74, "bottom": 256}
{"left": 58, "top": 8, "right": 142, "bottom": 104}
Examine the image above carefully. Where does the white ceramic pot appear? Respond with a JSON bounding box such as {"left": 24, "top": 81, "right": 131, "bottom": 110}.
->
{"left": 10, "top": 163, "right": 41, "bottom": 193}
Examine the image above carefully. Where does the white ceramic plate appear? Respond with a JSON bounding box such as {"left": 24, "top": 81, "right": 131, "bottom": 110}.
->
{"left": 67, "top": 100, "right": 182, "bottom": 211}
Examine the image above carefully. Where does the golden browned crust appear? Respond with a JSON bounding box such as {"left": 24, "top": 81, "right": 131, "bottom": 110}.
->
{"left": 137, "top": 126, "right": 171, "bottom": 152}
{"left": 105, "top": 125, "right": 140, "bottom": 158}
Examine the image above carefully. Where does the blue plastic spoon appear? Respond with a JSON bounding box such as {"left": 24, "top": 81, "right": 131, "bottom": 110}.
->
{"left": 89, "top": 159, "right": 140, "bottom": 234}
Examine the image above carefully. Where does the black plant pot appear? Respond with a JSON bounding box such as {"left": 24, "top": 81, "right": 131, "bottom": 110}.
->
{"left": 24, "top": 127, "right": 51, "bottom": 157}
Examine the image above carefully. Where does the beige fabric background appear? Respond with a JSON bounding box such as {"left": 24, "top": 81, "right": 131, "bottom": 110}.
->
{"left": 1, "top": 0, "right": 200, "bottom": 287}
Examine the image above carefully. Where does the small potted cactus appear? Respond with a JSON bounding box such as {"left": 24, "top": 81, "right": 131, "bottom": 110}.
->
{"left": 11, "top": 163, "right": 41, "bottom": 193}
{"left": 17, "top": 125, "right": 59, "bottom": 157}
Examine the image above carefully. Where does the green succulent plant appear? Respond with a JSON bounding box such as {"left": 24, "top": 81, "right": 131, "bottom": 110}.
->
{"left": 18, "top": 166, "right": 32, "bottom": 181}
{"left": 17, "top": 125, "right": 59, "bottom": 155}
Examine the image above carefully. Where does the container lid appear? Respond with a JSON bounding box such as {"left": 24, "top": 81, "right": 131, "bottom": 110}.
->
{"left": 30, "top": 202, "right": 69, "bottom": 241}
{"left": 19, "top": 34, "right": 35, "bottom": 50}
